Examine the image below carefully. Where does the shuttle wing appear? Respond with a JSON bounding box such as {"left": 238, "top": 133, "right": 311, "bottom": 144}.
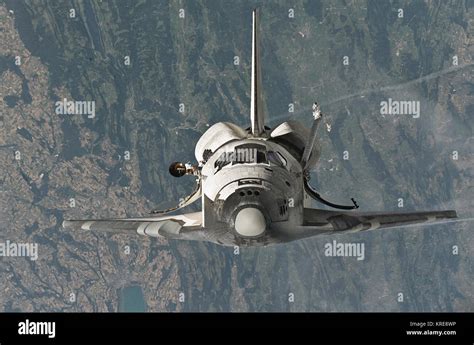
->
{"left": 302, "top": 208, "right": 457, "bottom": 233}
{"left": 62, "top": 212, "right": 208, "bottom": 241}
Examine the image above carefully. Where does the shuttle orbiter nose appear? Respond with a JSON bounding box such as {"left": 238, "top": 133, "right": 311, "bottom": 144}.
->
{"left": 234, "top": 207, "right": 266, "bottom": 237}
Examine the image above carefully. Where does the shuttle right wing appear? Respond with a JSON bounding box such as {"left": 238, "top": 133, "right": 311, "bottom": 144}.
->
{"left": 302, "top": 208, "right": 457, "bottom": 233}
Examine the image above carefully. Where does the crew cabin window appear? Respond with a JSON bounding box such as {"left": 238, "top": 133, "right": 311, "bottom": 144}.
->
{"left": 214, "top": 155, "right": 231, "bottom": 172}
{"left": 214, "top": 144, "right": 268, "bottom": 173}
{"left": 267, "top": 151, "right": 287, "bottom": 167}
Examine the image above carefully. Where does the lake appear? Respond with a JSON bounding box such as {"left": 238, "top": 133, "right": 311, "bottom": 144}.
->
{"left": 119, "top": 286, "right": 147, "bottom": 312}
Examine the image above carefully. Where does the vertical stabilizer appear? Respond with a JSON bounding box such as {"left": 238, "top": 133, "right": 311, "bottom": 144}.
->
{"left": 250, "top": 9, "right": 265, "bottom": 136}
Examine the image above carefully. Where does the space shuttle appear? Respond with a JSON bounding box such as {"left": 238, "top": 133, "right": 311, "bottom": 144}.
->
{"left": 63, "top": 10, "right": 456, "bottom": 247}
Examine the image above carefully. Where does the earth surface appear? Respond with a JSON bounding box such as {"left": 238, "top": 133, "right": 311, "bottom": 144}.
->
{"left": 0, "top": 0, "right": 472, "bottom": 312}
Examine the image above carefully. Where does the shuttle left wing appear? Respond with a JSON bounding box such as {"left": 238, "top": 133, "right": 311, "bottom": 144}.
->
{"left": 63, "top": 212, "right": 207, "bottom": 241}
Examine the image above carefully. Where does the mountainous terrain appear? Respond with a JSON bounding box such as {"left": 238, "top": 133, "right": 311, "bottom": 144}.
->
{"left": 0, "top": 0, "right": 472, "bottom": 312}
